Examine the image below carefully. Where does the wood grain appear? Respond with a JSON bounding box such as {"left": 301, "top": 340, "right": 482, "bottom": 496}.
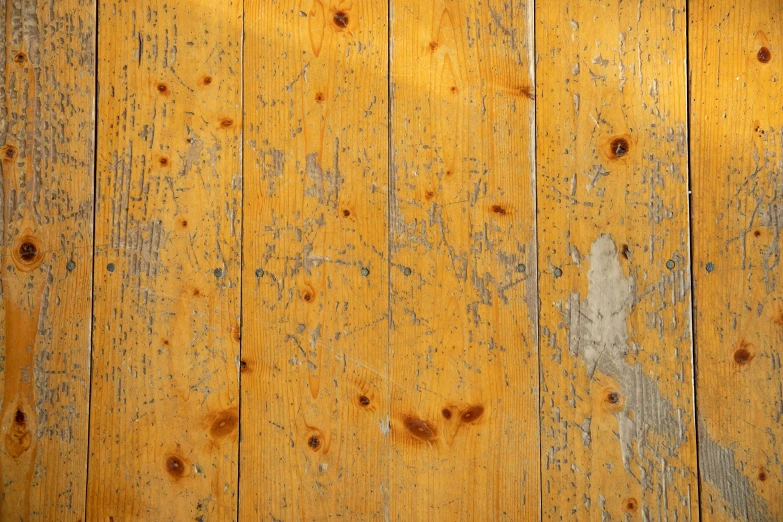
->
{"left": 0, "top": 0, "right": 95, "bottom": 519}
{"left": 536, "top": 0, "right": 698, "bottom": 519}
{"left": 87, "top": 0, "right": 242, "bottom": 519}
{"left": 241, "top": 1, "right": 389, "bottom": 519}
{"left": 690, "top": 1, "right": 783, "bottom": 520}
{"left": 389, "top": 1, "right": 538, "bottom": 519}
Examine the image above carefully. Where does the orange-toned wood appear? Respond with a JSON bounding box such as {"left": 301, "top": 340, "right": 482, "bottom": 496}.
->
{"left": 0, "top": 1, "right": 95, "bottom": 519}
{"left": 87, "top": 0, "right": 242, "bottom": 519}
{"left": 691, "top": 1, "right": 783, "bottom": 519}
{"left": 536, "top": 0, "right": 698, "bottom": 519}
{"left": 389, "top": 1, "right": 539, "bottom": 519}
{"left": 241, "top": 1, "right": 390, "bottom": 519}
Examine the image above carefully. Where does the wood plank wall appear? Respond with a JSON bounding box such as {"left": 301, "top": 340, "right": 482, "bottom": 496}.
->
{"left": 0, "top": 0, "right": 780, "bottom": 520}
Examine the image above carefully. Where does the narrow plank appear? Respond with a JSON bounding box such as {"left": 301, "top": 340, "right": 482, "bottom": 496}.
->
{"left": 0, "top": 0, "right": 95, "bottom": 519}
{"left": 87, "top": 0, "right": 242, "bottom": 519}
{"left": 389, "top": 1, "right": 538, "bottom": 519}
{"left": 690, "top": 1, "right": 783, "bottom": 519}
{"left": 536, "top": 0, "right": 698, "bottom": 519}
{"left": 241, "top": 1, "right": 389, "bottom": 519}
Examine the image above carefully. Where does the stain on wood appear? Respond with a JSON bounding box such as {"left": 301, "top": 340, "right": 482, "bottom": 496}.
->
{"left": 0, "top": 0, "right": 95, "bottom": 519}
{"left": 390, "top": 0, "right": 539, "bottom": 519}
{"left": 690, "top": 1, "right": 783, "bottom": 520}
{"left": 536, "top": 0, "right": 698, "bottom": 519}
{"left": 86, "top": 0, "right": 242, "bottom": 519}
{"left": 241, "top": 0, "right": 389, "bottom": 519}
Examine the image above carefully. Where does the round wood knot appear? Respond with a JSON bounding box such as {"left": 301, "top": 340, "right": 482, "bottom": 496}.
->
{"left": 165, "top": 455, "right": 186, "bottom": 477}
{"left": 14, "top": 52, "right": 26, "bottom": 64}
{"left": 611, "top": 137, "right": 630, "bottom": 157}
{"left": 159, "top": 156, "right": 169, "bottom": 167}
{"left": 359, "top": 395, "right": 371, "bottom": 406}
{"left": 3, "top": 144, "right": 17, "bottom": 160}
{"left": 601, "top": 388, "right": 625, "bottom": 413}
{"left": 209, "top": 409, "right": 238, "bottom": 438}
{"left": 308, "top": 435, "right": 321, "bottom": 451}
{"left": 623, "top": 498, "right": 638, "bottom": 513}
{"left": 201, "top": 75, "right": 213, "bottom": 86}
{"left": 491, "top": 204, "right": 507, "bottom": 215}
{"left": 155, "top": 82, "right": 169, "bottom": 95}
{"left": 315, "top": 92, "right": 325, "bottom": 103}
{"left": 758, "top": 467, "right": 768, "bottom": 481}
{"left": 460, "top": 405, "right": 485, "bottom": 423}
{"left": 13, "top": 235, "right": 44, "bottom": 271}
{"left": 733, "top": 346, "right": 753, "bottom": 365}
{"left": 403, "top": 415, "right": 436, "bottom": 442}
{"left": 219, "top": 118, "right": 234, "bottom": 128}
{"left": 239, "top": 360, "right": 250, "bottom": 373}
{"left": 758, "top": 47, "right": 772, "bottom": 63}
{"left": 441, "top": 408, "right": 452, "bottom": 420}
{"left": 332, "top": 10, "right": 349, "bottom": 29}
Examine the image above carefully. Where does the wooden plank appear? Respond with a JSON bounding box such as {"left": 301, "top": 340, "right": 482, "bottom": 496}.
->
{"left": 536, "top": 1, "right": 698, "bottom": 519}
{"left": 87, "top": 0, "right": 242, "bottom": 519}
{"left": 389, "top": 1, "right": 538, "bottom": 519}
{"left": 241, "top": 1, "right": 389, "bottom": 519}
{"left": 690, "top": 1, "right": 783, "bottom": 520}
{"left": 0, "top": 1, "right": 95, "bottom": 519}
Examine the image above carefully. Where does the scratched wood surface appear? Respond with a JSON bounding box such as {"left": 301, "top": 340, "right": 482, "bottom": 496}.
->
{"left": 690, "top": 1, "right": 783, "bottom": 520}
{"left": 389, "top": 1, "right": 538, "bottom": 519}
{"left": 2, "top": 0, "right": 783, "bottom": 521}
{"left": 536, "top": 0, "right": 699, "bottom": 519}
{"left": 86, "top": 0, "right": 242, "bottom": 519}
{"left": 241, "top": 1, "right": 389, "bottom": 520}
{"left": 0, "top": 0, "right": 95, "bottom": 520}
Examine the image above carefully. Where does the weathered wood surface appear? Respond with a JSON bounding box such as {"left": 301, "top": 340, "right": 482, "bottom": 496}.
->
{"left": 691, "top": 1, "right": 783, "bottom": 520}
{"left": 241, "top": 1, "right": 389, "bottom": 519}
{"left": 536, "top": 0, "right": 698, "bottom": 519}
{"left": 389, "top": 1, "right": 538, "bottom": 519}
{"left": 87, "top": 0, "right": 242, "bottom": 519}
{"left": 0, "top": 0, "right": 95, "bottom": 520}
{"left": 1, "top": 1, "right": 782, "bottom": 520}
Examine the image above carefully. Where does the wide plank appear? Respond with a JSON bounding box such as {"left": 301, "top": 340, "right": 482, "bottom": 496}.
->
{"left": 536, "top": 0, "right": 698, "bottom": 519}
{"left": 389, "top": 1, "right": 539, "bottom": 519}
{"left": 87, "top": 0, "right": 242, "bottom": 519}
{"left": 241, "top": 0, "right": 390, "bottom": 519}
{"left": 690, "top": 1, "right": 783, "bottom": 519}
{"left": 0, "top": 0, "right": 95, "bottom": 519}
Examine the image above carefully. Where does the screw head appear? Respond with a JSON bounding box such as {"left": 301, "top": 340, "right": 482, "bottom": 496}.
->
{"left": 403, "top": 267, "right": 412, "bottom": 276}
{"left": 66, "top": 260, "right": 76, "bottom": 271}
{"left": 106, "top": 263, "right": 116, "bottom": 272}
{"left": 517, "top": 263, "right": 526, "bottom": 273}
{"left": 706, "top": 262, "right": 715, "bottom": 273}
{"left": 214, "top": 268, "right": 224, "bottom": 278}
{"left": 666, "top": 259, "right": 675, "bottom": 270}
{"left": 361, "top": 267, "right": 370, "bottom": 277}
{"left": 553, "top": 267, "right": 562, "bottom": 278}
{"left": 255, "top": 268, "right": 264, "bottom": 278}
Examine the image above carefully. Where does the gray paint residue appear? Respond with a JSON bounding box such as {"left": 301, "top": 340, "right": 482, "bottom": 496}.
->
{"left": 569, "top": 234, "right": 688, "bottom": 478}
{"left": 698, "top": 418, "right": 769, "bottom": 522}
